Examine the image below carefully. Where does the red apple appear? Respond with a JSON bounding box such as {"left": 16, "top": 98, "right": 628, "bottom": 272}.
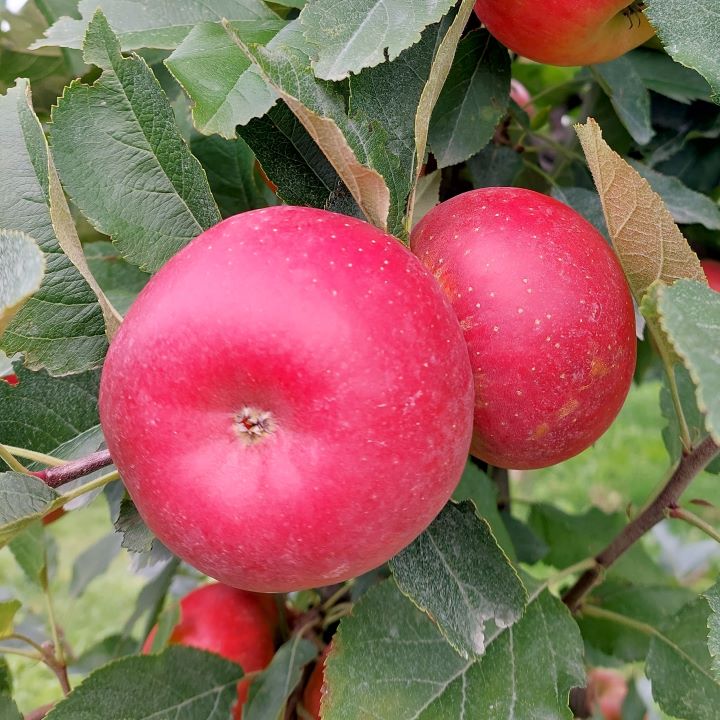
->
{"left": 586, "top": 668, "right": 629, "bottom": 720}
{"left": 474, "top": 1, "right": 655, "bottom": 66}
{"left": 100, "top": 206, "right": 474, "bottom": 591}
{"left": 410, "top": 187, "right": 636, "bottom": 469}
{"left": 701, "top": 259, "right": 720, "bottom": 292}
{"left": 143, "top": 583, "right": 278, "bottom": 719}
{"left": 42, "top": 508, "right": 66, "bottom": 525}
{"left": 302, "top": 645, "right": 330, "bottom": 719}
{"left": 1, "top": 373, "right": 18, "bottom": 385}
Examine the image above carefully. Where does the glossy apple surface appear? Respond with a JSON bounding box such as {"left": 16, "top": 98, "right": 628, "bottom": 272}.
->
{"left": 100, "top": 206, "right": 473, "bottom": 591}
{"left": 410, "top": 188, "right": 636, "bottom": 469}
{"left": 474, "top": 1, "right": 655, "bottom": 66}
{"left": 143, "top": 583, "right": 278, "bottom": 719}
{"left": 702, "top": 259, "right": 720, "bottom": 291}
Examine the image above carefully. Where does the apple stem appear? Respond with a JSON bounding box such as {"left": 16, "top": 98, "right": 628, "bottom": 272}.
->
{"left": 33, "top": 450, "right": 114, "bottom": 488}
{"left": 563, "top": 435, "right": 720, "bottom": 612}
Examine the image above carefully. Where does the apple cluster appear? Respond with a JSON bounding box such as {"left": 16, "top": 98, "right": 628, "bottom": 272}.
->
{"left": 99, "top": 189, "right": 636, "bottom": 594}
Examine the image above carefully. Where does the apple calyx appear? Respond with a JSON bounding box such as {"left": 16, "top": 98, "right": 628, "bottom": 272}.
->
{"left": 234, "top": 406, "right": 276, "bottom": 444}
{"left": 622, "top": 1, "right": 647, "bottom": 29}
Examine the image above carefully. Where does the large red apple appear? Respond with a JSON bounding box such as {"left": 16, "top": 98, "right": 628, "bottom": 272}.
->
{"left": 143, "top": 583, "right": 278, "bottom": 719}
{"left": 100, "top": 206, "right": 473, "bottom": 591}
{"left": 410, "top": 187, "right": 636, "bottom": 469}
{"left": 702, "top": 259, "right": 720, "bottom": 291}
{"left": 474, "top": 1, "right": 655, "bottom": 66}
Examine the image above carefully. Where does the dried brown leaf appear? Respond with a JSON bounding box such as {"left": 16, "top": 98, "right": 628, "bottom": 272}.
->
{"left": 575, "top": 118, "right": 705, "bottom": 302}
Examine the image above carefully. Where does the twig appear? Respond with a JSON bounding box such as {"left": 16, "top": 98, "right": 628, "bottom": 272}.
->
{"left": 0, "top": 444, "right": 31, "bottom": 474}
{"left": 667, "top": 505, "right": 720, "bottom": 544}
{"left": 490, "top": 467, "right": 510, "bottom": 512}
{"left": 563, "top": 436, "right": 720, "bottom": 611}
{"left": 34, "top": 450, "right": 113, "bottom": 488}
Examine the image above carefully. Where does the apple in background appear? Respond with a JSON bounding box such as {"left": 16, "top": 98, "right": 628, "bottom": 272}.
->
{"left": 586, "top": 668, "right": 630, "bottom": 720}
{"left": 100, "top": 206, "right": 474, "bottom": 591}
{"left": 702, "top": 259, "right": 720, "bottom": 291}
{"left": 143, "top": 583, "right": 279, "bottom": 719}
{"left": 302, "top": 645, "right": 330, "bottom": 719}
{"left": 510, "top": 79, "right": 535, "bottom": 117}
{"left": 474, "top": 1, "right": 655, "bottom": 66}
{"left": 1, "top": 373, "right": 18, "bottom": 385}
{"left": 410, "top": 187, "right": 636, "bottom": 470}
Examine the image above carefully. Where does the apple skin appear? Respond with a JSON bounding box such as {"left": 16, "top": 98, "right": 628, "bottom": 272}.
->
{"left": 410, "top": 188, "right": 636, "bottom": 469}
{"left": 474, "top": 0, "right": 655, "bottom": 66}
{"left": 702, "top": 259, "right": 720, "bottom": 292}
{"left": 303, "top": 644, "right": 330, "bottom": 719}
{"left": 143, "top": 583, "right": 278, "bottom": 720}
{"left": 99, "top": 206, "right": 474, "bottom": 591}
{"left": 586, "top": 668, "right": 630, "bottom": 720}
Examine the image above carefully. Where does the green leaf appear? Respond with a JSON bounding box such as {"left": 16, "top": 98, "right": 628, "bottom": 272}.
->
{"left": 70, "top": 532, "right": 123, "bottom": 597}
{"left": 629, "top": 160, "right": 720, "bottom": 230}
{"left": 428, "top": 29, "right": 510, "bottom": 169}
{"left": 577, "top": 580, "right": 695, "bottom": 662}
{"left": 299, "top": 0, "right": 456, "bottom": 81}
{"left": 0, "top": 599, "right": 21, "bottom": 639}
{"left": 237, "top": 13, "right": 461, "bottom": 237}
{"left": 651, "top": 280, "right": 720, "bottom": 443}
{"left": 552, "top": 187, "right": 609, "bottom": 239}
{"left": 149, "top": 602, "right": 180, "bottom": 654}
{"left": 34, "top": 0, "right": 283, "bottom": 51}
{"left": 644, "top": 0, "right": 720, "bottom": 103}
{"left": 165, "top": 17, "right": 283, "bottom": 138}
{"left": 0, "top": 655, "right": 13, "bottom": 694}
{"left": 0, "top": 80, "right": 108, "bottom": 375}
{"left": 410, "top": 170, "right": 441, "bottom": 229}
{"left": 452, "top": 463, "right": 516, "bottom": 561}
{"left": 115, "top": 496, "right": 156, "bottom": 553}
{"left": 45, "top": 646, "right": 244, "bottom": 719}
{"left": 647, "top": 593, "right": 720, "bottom": 719}
{"left": 466, "top": 143, "right": 523, "bottom": 189}
{"left": 706, "top": 581, "right": 720, "bottom": 680}
{"left": 0, "top": 473, "right": 58, "bottom": 546}
{"left": 0, "top": 696, "right": 22, "bottom": 720}
{"left": 592, "top": 56, "right": 654, "bottom": 146}
{"left": 50, "top": 11, "right": 221, "bottom": 273}
{"left": 190, "top": 134, "right": 274, "bottom": 218}
{"left": 124, "top": 557, "right": 180, "bottom": 636}
{"left": 0, "top": 229, "right": 45, "bottom": 337}
{"left": 390, "top": 501, "right": 527, "bottom": 659}
{"left": 244, "top": 636, "right": 317, "bottom": 720}
{"left": 528, "top": 504, "right": 665, "bottom": 585}
{"left": 238, "top": 101, "right": 358, "bottom": 213}
{"left": 0, "top": 364, "right": 100, "bottom": 455}
{"left": 9, "top": 520, "right": 47, "bottom": 584}
{"left": 72, "top": 634, "right": 139, "bottom": 674}
{"left": 323, "top": 580, "right": 584, "bottom": 719}
{"left": 627, "top": 47, "right": 711, "bottom": 103}
{"left": 661, "top": 365, "right": 720, "bottom": 474}
{"left": 83, "top": 242, "right": 150, "bottom": 316}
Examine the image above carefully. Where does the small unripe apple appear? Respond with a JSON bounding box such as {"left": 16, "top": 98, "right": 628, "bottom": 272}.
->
{"left": 701, "top": 259, "right": 720, "bottom": 291}
{"left": 410, "top": 187, "right": 636, "bottom": 469}
{"left": 586, "top": 668, "right": 630, "bottom": 720}
{"left": 143, "top": 583, "right": 278, "bottom": 719}
{"left": 302, "top": 644, "right": 330, "bottom": 719}
{"left": 474, "top": 1, "right": 655, "bottom": 66}
{"left": 100, "top": 206, "right": 474, "bottom": 591}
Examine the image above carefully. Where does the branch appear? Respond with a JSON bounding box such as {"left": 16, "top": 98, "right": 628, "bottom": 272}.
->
{"left": 563, "top": 435, "right": 720, "bottom": 611}
{"left": 24, "top": 704, "right": 55, "bottom": 720}
{"left": 33, "top": 450, "right": 113, "bottom": 488}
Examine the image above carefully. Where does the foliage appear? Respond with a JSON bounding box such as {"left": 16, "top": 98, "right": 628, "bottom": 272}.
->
{"left": 0, "top": 0, "right": 719, "bottom": 718}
